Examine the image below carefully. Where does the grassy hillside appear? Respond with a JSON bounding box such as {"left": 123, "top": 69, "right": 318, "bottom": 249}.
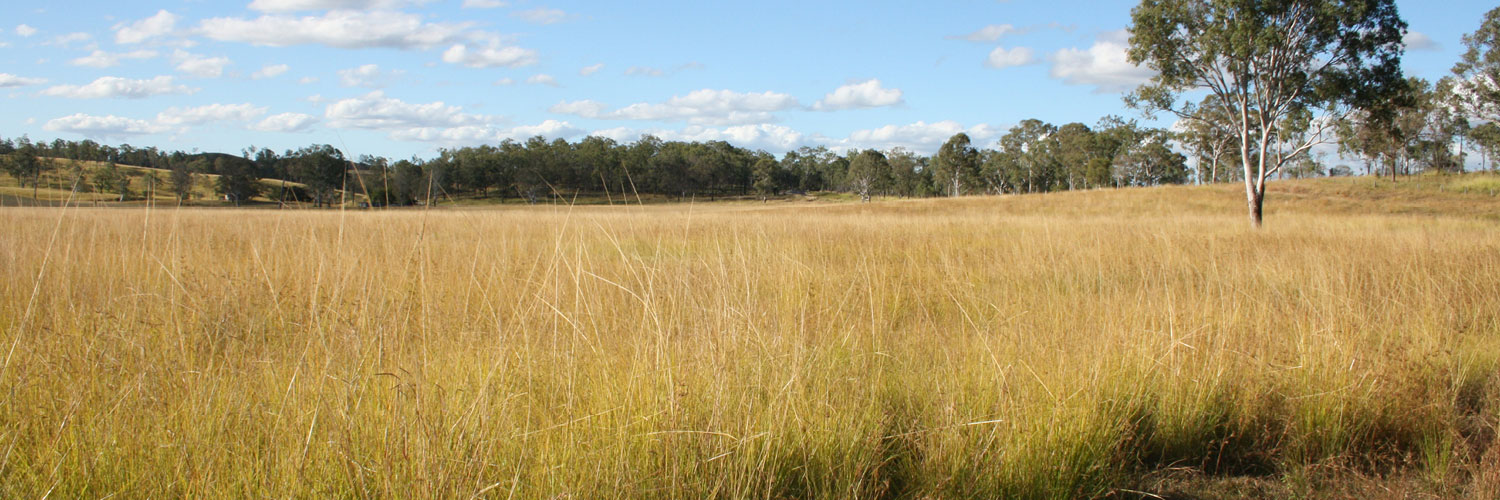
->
{"left": 0, "top": 157, "right": 310, "bottom": 206}
{"left": 1, "top": 175, "right": 1498, "bottom": 498}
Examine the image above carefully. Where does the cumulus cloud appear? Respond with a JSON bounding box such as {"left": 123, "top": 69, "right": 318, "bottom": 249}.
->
{"left": 579, "top": 63, "right": 604, "bottom": 76}
{"left": 812, "top": 79, "right": 904, "bottom": 111}
{"left": 172, "top": 50, "right": 232, "bottom": 78}
{"left": 197, "top": 11, "right": 470, "bottom": 50}
{"left": 253, "top": 64, "right": 290, "bottom": 79}
{"left": 842, "top": 120, "right": 999, "bottom": 153}
{"left": 69, "top": 50, "right": 158, "bottom": 68}
{"left": 624, "top": 62, "right": 703, "bottom": 77}
{"left": 550, "top": 89, "right": 798, "bottom": 126}
{"left": 511, "top": 7, "right": 569, "bottom": 25}
{"left": 1405, "top": 31, "right": 1440, "bottom": 51}
{"left": 389, "top": 120, "right": 583, "bottom": 146}
{"left": 338, "top": 63, "right": 404, "bottom": 87}
{"left": 948, "top": 24, "right": 1023, "bottom": 42}
{"left": 44, "top": 113, "right": 169, "bottom": 138}
{"left": 248, "top": 0, "right": 434, "bottom": 12}
{"left": 15, "top": 24, "right": 38, "bottom": 37}
{"left": 251, "top": 112, "right": 318, "bottom": 132}
{"left": 494, "top": 77, "right": 515, "bottom": 86}
{"left": 40, "top": 76, "right": 197, "bottom": 99}
{"left": 115, "top": 10, "right": 179, "bottom": 44}
{"left": 985, "top": 46, "right": 1037, "bottom": 68}
{"left": 0, "top": 73, "right": 48, "bottom": 88}
{"left": 462, "top": 0, "right": 507, "bottom": 7}
{"left": 325, "top": 91, "right": 492, "bottom": 131}
{"left": 589, "top": 124, "right": 809, "bottom": 152}
{"left": 526, "top": 74, "right": 560, "bottom": 87}
{"left": 1049, "top": 31, "right": 1155, "bottom": 93}
{"left": 155, "top": 103, "right": 267, "bottom": 126}
{"left": 442, "top": 41, "right": 538, "bottom": 68}
{"left": 47, "top": 32, "right": 93, "bottom": 47}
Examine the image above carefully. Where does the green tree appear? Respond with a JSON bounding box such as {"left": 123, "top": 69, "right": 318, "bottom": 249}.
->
{"left": 932, "top": 133, "right": 980, "bottom": 196}
{"left": 289, "top": 145, "right": 347, "bottom": 207}
{"left": 3, "top": 148, "right": 43, "bottom": 199}
{"left": 1452, "top": 7, "right": 1500, "bottom": 122}
{"left": 214, "top": 157, "right": 261, "bottom": 206}
{"left": 751, "top": 157, "right": 782, "bottom": 201}
{"left": 846, "top": 149, "right": 890, "bottom": 202}
{"left": 169, "top": 160, "right": 195, "bottom": 202}
{"left": 1127, "top": 0, "right": 1407, "bottom": 227}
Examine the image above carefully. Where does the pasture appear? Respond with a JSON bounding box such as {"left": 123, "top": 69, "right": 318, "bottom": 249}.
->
{"left": 2, "top": 176, "right": 1499, "bottom": 498}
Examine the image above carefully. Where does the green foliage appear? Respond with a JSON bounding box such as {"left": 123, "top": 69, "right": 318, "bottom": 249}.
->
{"left": 1452, "top": 7, "right": 1500, "bottom": 122}
{"left": 932, "top": 133, "right": 980, "bottom": 196}
{"left": 1126, "top": 0, "right": 1408, "bottom": 225}
{"left": 2, "top": 148, "right": 41, "bottom": 187}
{"left": 288, "top": 144, "right": 346, "bottom": 207}
{"left": 213, "top": 157, "right": 261, "bottom": 205}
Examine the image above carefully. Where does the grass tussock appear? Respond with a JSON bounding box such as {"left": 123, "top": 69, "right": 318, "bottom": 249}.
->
{"left": 1, "top": 176, "right": 1499, "bottom": 498}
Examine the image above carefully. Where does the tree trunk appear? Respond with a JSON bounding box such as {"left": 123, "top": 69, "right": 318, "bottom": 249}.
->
{"left": 1248, "top": 186, "right": 1264, "bottom": 228}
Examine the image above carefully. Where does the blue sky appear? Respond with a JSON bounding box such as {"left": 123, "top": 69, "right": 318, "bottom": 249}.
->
{"left": 0, "top": 0, "right": 1492, "bottom": 158}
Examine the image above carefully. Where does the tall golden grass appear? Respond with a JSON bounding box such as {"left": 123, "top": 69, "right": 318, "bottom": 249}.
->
{"left": 2, "top": 177, "right": 1499, "bottom": 498}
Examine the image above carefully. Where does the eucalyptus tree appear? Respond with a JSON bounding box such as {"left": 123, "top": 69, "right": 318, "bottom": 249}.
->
{"left": 932, "top": 133, "right": 980, "bottom": 196}
{"left": 1127, "top": 0, "right": 1407, "bottom": 227}
{"left": 1452, "top": 7, "right": 1500, "bottom": 122}
{"left": 846, "top": 149, "right": 890, "bottom": 202}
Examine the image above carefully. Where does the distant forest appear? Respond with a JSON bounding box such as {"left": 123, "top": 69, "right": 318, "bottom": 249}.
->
{"left": 1, "top": 74, "right": 1493, "bottom": 207}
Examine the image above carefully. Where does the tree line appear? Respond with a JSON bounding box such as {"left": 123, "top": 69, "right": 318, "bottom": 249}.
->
{"left": 0, "top": 116, "right": 1195, "bottom": 207}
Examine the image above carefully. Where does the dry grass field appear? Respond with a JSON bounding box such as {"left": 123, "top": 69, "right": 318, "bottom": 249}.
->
{"left": 2, "top": 175, "right": 1499, "bottom": 498}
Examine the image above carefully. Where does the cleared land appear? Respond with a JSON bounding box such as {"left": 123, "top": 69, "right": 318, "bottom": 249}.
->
{"left": 2, "top": 175, "right": 1499, "bottom": 498}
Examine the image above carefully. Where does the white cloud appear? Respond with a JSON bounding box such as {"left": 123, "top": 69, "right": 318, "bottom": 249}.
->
{"left": 15, "top": 24, "right": 37, "bottom": 37}
{"left": 253, "top": 64, "right": 290, "bottom": 79}
{"left": 69, "top": 50, "right": 158, "bottom": 68}
{"left": 156, "top": 103, "right": 268, "bottom": 126}
{"left": 842, "top": 120, "right": 999, "bottom": 153}
{"left": 47, "top": 32, "right": 92, "bottom": 47}
{"left": 812, "top": 79, "right": 904, "bottom": 111}
{"left": 985, "top": 46, "right": 1037, "bottom": 68}
{"left": 251, "top": 112, "right": 318, "bottom": 132}
{"left": 1049, "top": 31, "right": 1155, "bottom": 93}
{"left": 462, "top": 0, "right": 507, "bottom": 8}
{"left": 299, "top": 76, "right": 319, "bottom": 84}
{"left": 625, "top": 66, "right": 664, "bottom": 77}
{"left": 40, "top": 76, "right": 197, "bottom": 99}
{"left": 172, "top": 50, "right": 231, "bottom": 78}
{"left": 325, "top": 90, "right": 492, "bottom": 130}
{"left": 197, "top": 11, "right": 470, "bottom": 50}
{"left": 442, "top": 42, "right": 538, "bottom": 68}
{"left": 248, "top": 0, "right": 433, "bottom": 12}
{"left": 589, "top": 124, "right": 809, "bottom": 152}
{"left": 0, "top": 73, "right": 47, "bottom": 88}
{"left": 624, "top": 62, "right": 703, "bottom": 78}
{"left": 115, "top": 10, "right": 178, "bottom": 44}
{"left": 338, "top": 63, "right": 404, "bottom": 87}
{"left": 579, "top": 63, "right": 604, "bottom": 76}
{"left": 511, "top": 7, "right": 568, "bottom": 25}
{"left": 494, "top": 77, "right": 515, "bottom": 86}
{"left": 949, "top": 24, "right": 1021, "bottom": 42}
{"left": 1405, "top": 31, "right": 1439, "bottom": 51}
{"left": 550, "top": 89, "right": 799, "bottom": 126}
{"left": 507, "top": 120, "right": 581, "bottom": 139}
{"left": 43, "top": 113, "right": 169, "bottom": 138}
{"left": 389, "top": 120, "right": 583, "bottom": 146}
{"left": 526, "top": 74, "right": 559, "bottom": 87}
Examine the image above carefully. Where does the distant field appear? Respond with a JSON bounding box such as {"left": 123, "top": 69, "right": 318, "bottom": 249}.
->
{"left": 1, "top": 175, "right": 1498, "bottom": 498}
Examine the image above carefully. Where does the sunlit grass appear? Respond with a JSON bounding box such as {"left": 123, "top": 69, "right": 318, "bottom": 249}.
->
{"left": 1, "top": 176, "right": 1498, "bottom": 498}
